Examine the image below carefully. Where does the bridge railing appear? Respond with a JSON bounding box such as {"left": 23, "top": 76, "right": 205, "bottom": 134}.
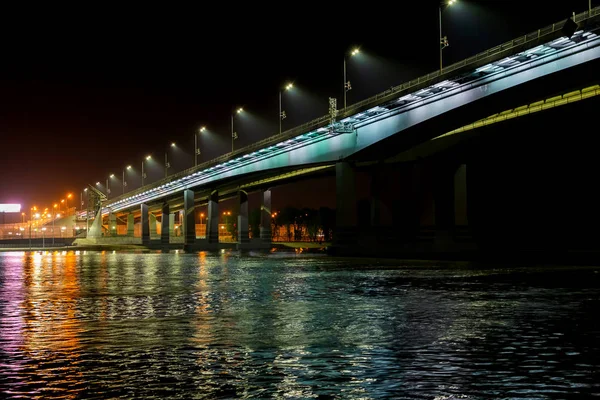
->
{"left": 106, "top": 6, "right": 600, "bottom": 206}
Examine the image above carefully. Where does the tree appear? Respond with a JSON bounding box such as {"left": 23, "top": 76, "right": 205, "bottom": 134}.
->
{"left": 279, "top": 207, "right": 299, "bottom": 242}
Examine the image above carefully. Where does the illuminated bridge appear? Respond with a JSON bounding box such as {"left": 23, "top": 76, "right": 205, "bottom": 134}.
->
{"left": 88, "top": 7, "right": 600, "bottom": 253}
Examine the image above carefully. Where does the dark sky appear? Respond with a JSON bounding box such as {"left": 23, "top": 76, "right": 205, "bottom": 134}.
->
{"left": 0, "top": 1, "right": 591, "bottom": 211}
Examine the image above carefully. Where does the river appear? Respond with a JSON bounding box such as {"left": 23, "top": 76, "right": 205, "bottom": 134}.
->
{"left": 1, "top": 250, "right": 599, "bottom": 398}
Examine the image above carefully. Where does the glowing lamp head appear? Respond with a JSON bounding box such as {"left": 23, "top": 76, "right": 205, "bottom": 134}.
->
{"left": 285, "top": 83, "right": 293, "bottom": 90}
{"left": 67, "top": 193, "right": 72, "bottom": 198}
{"left": 127, "top": 165, "right": 132, "bottom": 170}
{"left": 237, "top": 108, "right": 243, "bottom": 114}
{"left": 146, "top": 155, "right": 152, "bottom": 160}
{"left": 199, "top": 126, "right": 206, "bottom": 132}
{"left": 109, "top": 174, "right": 115, "bottom": 178}
{"left": 351, "top": 48, "right": 360, "bottom": 56}
{"left": 96, "top": 182, "right": 100, "bottom": 186}
{"left": 171, "top": 142, "right": 176, "bottom": 147}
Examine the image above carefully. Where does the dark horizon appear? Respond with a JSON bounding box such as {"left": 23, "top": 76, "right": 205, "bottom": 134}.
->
{"left": 0, "top": 1, "right": 593, "bottom": 210}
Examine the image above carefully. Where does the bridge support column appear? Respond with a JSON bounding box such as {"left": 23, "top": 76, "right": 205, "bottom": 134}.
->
{"left": 184, "top": 189, "right": 196, "bottom": 245}
{"left": 333, "top": 162, "right": 358, "bottom": 253}
{"left": 260, "top": 188, "right": 272, "bottom": 243}
{"left": 108, "top": 210, "right": 117, "bottom": 236}
{"left": 178, "top": 210, "right": 184, "bottom": 237}
{"left": 149, "top": 213, "right": 158, "bottom": 238}
{"left": 127, "top": 213, "right": 134, "bottom": 236}
{"left": 169, "top": 213, "right": 175, "bottom": 238}
{"left": 141, "top": 203, "right": 150, "bottom": 246}
{"left": 161, "top": 203, "right": 170, "bottom": 245}
{"left": 206, "top": 190, "right": 219, "bottom": 244}
{"left": 238, "top": 190, "right": 249, "bottom": 244}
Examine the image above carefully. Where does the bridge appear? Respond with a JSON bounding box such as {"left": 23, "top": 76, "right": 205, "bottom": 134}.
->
{"left": 84, "top": 7, "right": 600, "bottom": 255}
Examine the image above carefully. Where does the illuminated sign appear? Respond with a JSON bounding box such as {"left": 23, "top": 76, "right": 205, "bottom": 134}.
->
{"left": 0, "top": 204, "right": 21, "bottom": 213}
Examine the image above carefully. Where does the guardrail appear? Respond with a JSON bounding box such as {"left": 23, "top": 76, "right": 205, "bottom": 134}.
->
{"left": 106, "top": 6, "right": 600, "bottom": 206}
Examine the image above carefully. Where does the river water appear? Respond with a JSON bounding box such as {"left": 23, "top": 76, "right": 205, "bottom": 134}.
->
{"left": 0, "top": 250, "right": 599, "bottom": 399}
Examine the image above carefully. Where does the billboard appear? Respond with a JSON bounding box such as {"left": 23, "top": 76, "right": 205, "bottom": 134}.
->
{"left": 0, "top": 204, "right": 21, "bottom": 213}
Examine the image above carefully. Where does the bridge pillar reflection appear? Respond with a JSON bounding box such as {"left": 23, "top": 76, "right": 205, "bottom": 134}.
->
{"left": 260, "top": 189, "right": 272, "bottom": 243}
{"left": 161, "top": 203, "right": 170, "bottom": 244}
{"left": 206, "top": 190, "right": 219, "bottom": 244}
{"left": 238, "top": 190, "right": 249, "bottom": 244}
{"left": 127, "top": 213, "right": 134, "bottom": 236}
{"left": 141, "top": 203, "right": 150, "bottom": 246}
{"left": 184, "top": 189, "right": 196, "bottom": 245}
{"left": 333, "top": 161, "right": 358, "bottom": 251}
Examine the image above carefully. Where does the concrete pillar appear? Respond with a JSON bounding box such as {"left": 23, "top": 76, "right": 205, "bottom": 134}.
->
{"left": 161, "top": 203, "right": 170, "bottom": 244}
{"left": 141, "top": 203, "right": 150, "bottom": 246}
{"left": 260, "top": 188, "right": 272, "bottom": 243}
{"left": 238, "top": 190, "right": 249, "bottom": 244}
{"left": 184, "top": 189, "right": 195, "bottom": 245}
{"left": 108, "top": 211, "right": 117, "bottom": 236}
{"left": 149, "top": 213, "right": 158, "bottom": 237}
{"left": 206, "top": 190, "right": 219, "bottom": 244}
{"left": 334, "top": 162, "right": 358, "bottom": 248}
{"left": 169, "top": 213, "right": 175, "bottom": 237}
{"left": 127, "top": 213, "right": 134, "bottom": 236}
{"left": 178, "top": 210, "right": 184, "bottom": 237}
{"left": 454, "top": 164, "right": 468, "bottom": 227}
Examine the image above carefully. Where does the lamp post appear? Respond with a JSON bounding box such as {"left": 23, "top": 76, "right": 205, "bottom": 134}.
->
{"left": 196, "top": 127, "right": 206, "bottom": 167}
{"left": 231, "top": 108, "right": 243, "bottom": 153}
{"left": 439, "top": 0, "right": 456, "bottom": 72}
{"left": 123, "top": 165, "right": 131, "bottom": 194}
{"left": 279, "top": 83, "right": 293, "bottom": 135}
{"left": 107, "top": 175, "right": 114, "bottom": 197}
{"left": 142, "top": 155, "right": 151, "bottom": 186}
{"left": 165, "top": 143, "right": 175, "bottom": 178}
{"left": 21, "top": 212, "right": 25, "bottom": 224}
{"left": 344, "top": 48, "right": 360, "bottom": 110}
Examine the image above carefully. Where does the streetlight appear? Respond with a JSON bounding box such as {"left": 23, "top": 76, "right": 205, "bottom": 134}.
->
{"left": 279, "top": 83, "right": 293, "bottom": 135}
{"left": 165, "top": 143, "right": 175, "bottom": 178}
{"left": 29, "top": 206, "right": 37, "bottom": 249}
{"left": 60, "top": 199, "right": 65, "bottom": 213}
{"left": 21, "top": 212, "right": 25, "bottom": 224}
{"left": 200, "top": 212, "right": 205, "bottom": 225}
{"left": 142, "top": 155, "right": 151, "bottom": 186}
{"left": 439, "top": 0, "right": 456, "bottom": 72}
{"left": 123, "top": 165, "right": 132, "bottom": 194}
{"left": 231, "top": 108, "right": 243, "bottom": 153}
{"left": 196, "top": 127, "right": 206, "bottom": 167}
{"left": 107, "top": 174, "right": 115, "bottom": 197}
{"left": 344, "top": 48, "right": 360, "bottom": 110}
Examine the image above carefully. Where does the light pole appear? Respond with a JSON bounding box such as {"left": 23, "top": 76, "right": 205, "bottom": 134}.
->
{"left": 123, "top": 165, "right": 131, "bottom": 194}
{"left": 344, "top": 48, "right": 360, "bottom": 110}
{"left": 165, "top": 143, "right": 175, "bottom": 178}
{"left": 142, "top": 155, "right": 151, "bottom": 186}
{"left": 107, "top": 175, "right": 114, "bottom": 197}
{"left": 196, "top": 127, "right": 206, "bottom": 167}
{"left": 231, "top": 108, "right": 243, "bottom": 153}
{"left": 279, "top": 83, "right": 293, "bottom": 135}
{"left": 66, "top": 193, "right": 72, "bottom": 215}
{"left": 29, "top": 206, "right": 36, "bottom": 250}
{"left": 21, "top": 212, "right": 25, "bottom": 224}
{"left": 439, "top": 0, "right": 456, "bottom": 72}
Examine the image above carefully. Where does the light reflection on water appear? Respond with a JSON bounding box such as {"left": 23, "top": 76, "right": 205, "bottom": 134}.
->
{"left": 0, "top": 250, "right": 599, "bottom": 398}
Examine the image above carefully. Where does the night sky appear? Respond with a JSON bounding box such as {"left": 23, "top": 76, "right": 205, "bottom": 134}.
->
{"left": 0, "top": 1, "right": 591, "bottom": 211}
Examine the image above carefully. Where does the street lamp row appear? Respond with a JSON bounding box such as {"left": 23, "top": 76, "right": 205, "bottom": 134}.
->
{"left": 94, "top": 4, "right": 465, "bottom": 195}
